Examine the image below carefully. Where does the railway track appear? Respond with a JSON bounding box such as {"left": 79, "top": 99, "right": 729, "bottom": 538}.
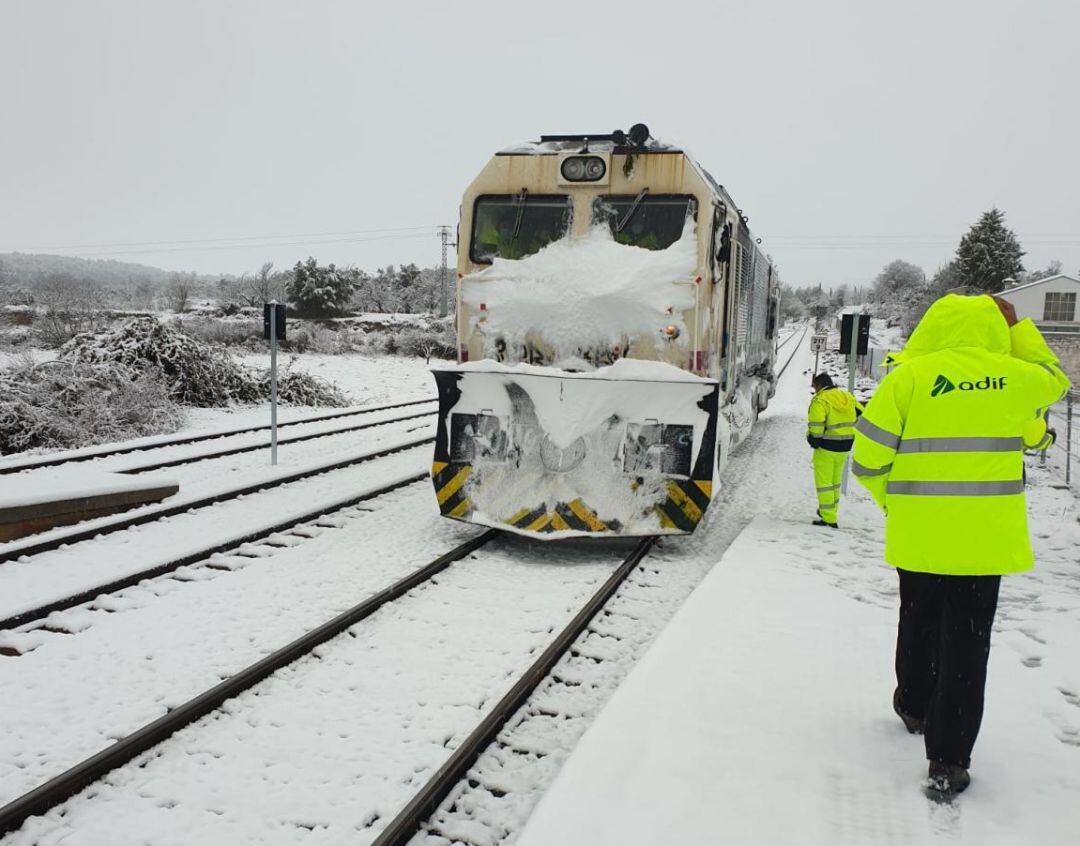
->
{"left": 0, "top": 532, "right": 656, "bottom": 840}
{"left": 0, "top": 397, "right": 437, "bottom": 475}
{"left": 116, "top": 406, "right": 436, "bottom": 474}
{"left": 775, "top": 326, "right": 800, "bottom": 351}
{"left": 0, "top": 428, "right": 436, "bottom": 566}
{"left": 0, "top": 473, "right": 429, "bottom": 633}
{"left": 776, "top": 324, "right": 809, "bottom": 378}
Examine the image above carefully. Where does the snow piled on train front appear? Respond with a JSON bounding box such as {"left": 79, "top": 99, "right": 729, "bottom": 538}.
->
{"left": 460, "top": 220, "right": 698, "bottom": 359}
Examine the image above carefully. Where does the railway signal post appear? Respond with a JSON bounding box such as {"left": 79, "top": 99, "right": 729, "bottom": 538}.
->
{"left": 810, "top": 333, "right": 827, "bottom": 375}
{"left": 264, "top": 301, "right": 287, "bottom": 466}
{"left": 838, "top": 314, "right": 870, "bottom": 492}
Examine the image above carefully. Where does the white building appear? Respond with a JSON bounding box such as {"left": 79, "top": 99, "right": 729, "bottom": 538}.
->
{"left": 998, "top": 274, "right": 1080, "bottom": 335}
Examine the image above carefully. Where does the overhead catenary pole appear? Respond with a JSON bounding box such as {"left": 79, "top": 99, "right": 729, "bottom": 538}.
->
{"left": 269, "top": 301, "right": 279, "bottom": 466}
{"left": 438, "top": 225, "right": 453, "bottom": 318}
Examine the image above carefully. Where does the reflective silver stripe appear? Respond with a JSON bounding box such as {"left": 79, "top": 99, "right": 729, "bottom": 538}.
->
{"left": 887, "top": 480, "right": 1024, "bottom": 496}
{"left": 856, "top": 417, "right": 901, "bottom": 450}
{"left": 820, "top": 434, "right": 855, "bottom": 441}
{"left": 897, "top": 436, "right": 1022, "bottom": 454}
{"left": 816, "top": 484, "right": 840, "bottom": 493}
{"left": 1039, "top": 363, "right": 1058, "bottom": 378}
{"left": 852, "top": 461, "right": 891, "bottom": 477}
{"left": 808, "top": 424, "right": 826, "bottom": 432}
{"left": 825, "top": 422, "right": 853, "bottom": 430}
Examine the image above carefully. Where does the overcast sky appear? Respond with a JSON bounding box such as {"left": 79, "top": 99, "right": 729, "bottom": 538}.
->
{"left": 1, "top": 0, "right": 1077, "bottom": 287}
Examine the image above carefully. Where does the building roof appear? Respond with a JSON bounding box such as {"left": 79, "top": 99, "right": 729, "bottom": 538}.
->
{"left": 1000, "top": 274, "right": 1080, "bottom": 296}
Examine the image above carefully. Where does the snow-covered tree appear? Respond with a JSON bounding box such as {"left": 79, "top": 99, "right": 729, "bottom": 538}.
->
{"left": 1016, "top": 259, "right": 1063, "bottom": 287}
{"left": 872, "top": 260, "right": 926, "bottom": 302}
{"left": 164, "top": 272, "right": 195, "bottom": 313}
{"left": 287, "top": 257, "right": 355, "bottom": 317}
{"left": 954, "top": 208, "right": 1025, "bottom": 293}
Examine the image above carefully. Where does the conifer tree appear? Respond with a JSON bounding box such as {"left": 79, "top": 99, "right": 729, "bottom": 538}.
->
{"left": 954, "top": 208, "right": 1025, "bottom": 293}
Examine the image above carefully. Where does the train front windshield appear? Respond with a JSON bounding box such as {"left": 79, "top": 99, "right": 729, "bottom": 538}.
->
{"left": 470, "top": 195, "right": 572, "bottom": 262}
{"left": 593, "top": 195, "right": 697, "bottom": 250}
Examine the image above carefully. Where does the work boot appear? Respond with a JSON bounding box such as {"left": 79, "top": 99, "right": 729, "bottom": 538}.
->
{"left": 893, "top": 688, "right": 924, "bottom": 734}
{"left": 927, "top": 761, "right": 970, "bottom": 797}
{"left": 812, "top": 519, "right": 838, "bottom": 529}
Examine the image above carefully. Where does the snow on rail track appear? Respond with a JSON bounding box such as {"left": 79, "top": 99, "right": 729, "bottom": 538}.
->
{"left": 0, "top": 414, "right": 437, "bottom": 565}
{"left": 0, "top": 523, "right": 654, "bottom": 843}
{"left": 0, "top": 398, "right": 438, "bottom": 475}
{"left": 0, "top": 434, "right": 436, "bottom": 629}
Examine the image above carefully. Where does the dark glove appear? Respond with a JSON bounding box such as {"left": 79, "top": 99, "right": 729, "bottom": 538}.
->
{"left": 807, "top": 434, "right": 822, "bottom": 449}
{"left": 1046, "top": 428, "right": 1057, "bottom": 448}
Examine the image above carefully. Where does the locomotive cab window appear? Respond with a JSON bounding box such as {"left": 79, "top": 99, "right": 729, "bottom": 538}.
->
{"left": 593, "top": 194, "right": 697, "bottom": 251}
{"left": 470, "top": 194, "right": 572, "bottom": 263}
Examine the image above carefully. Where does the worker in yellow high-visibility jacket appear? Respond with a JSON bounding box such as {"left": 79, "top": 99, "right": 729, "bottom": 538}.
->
{"left": 806, "top": 372, "right": 862, "bottom": 528}
{"left": 852, "top": 293, "right": 1070, "bottom": 798}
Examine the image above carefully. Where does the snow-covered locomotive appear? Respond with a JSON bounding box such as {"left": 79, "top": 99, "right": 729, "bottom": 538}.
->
{"left": 431, "top": 124, "right": 780, "bottom": 538}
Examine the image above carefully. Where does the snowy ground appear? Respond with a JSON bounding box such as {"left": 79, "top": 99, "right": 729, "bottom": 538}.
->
{"left": 516, "top": 511, "right": 1080, "bottom": 845}
{"left": 2, "top": 329, "right": 1077, "bottom": 845}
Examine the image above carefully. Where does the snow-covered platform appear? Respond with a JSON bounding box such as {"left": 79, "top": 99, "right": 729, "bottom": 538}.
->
{"left": 0, "top": 469, "right": 178, "bottom": 542}
{"left": 517, "top": 516, "right": 1080, "bottom": 846}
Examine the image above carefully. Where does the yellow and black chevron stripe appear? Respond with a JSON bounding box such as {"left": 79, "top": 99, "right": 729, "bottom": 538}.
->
{"left": 504, "top": 498, "right": 615, "bottom": 534}
{"left": 654, "top": 479, "right": 712, "bottom": 532}
{"left": 434, "top": 463, "right": 713, "bottom": 536}
{"left": 432, "top": 461, "right": 473, "bottom": 519}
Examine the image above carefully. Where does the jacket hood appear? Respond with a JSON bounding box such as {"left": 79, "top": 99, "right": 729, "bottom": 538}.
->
{"left": 817, "top": 386, "right": 856, "bottom": 414}
{"left": 888, "top": 294, "right": 1010, "bottom": 365}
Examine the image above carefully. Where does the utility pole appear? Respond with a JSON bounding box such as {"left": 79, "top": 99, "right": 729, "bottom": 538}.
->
{"left": 438, "top": 225, "right": 454, "bottom": 318}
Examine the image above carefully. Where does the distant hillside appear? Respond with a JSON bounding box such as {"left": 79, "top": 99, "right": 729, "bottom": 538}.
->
{"left": 0, "top": 253, "right": 220, "bottom": 302}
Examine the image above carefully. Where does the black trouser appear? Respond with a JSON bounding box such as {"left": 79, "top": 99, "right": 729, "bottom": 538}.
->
{"left": 894, "top": 569, "right": 1001, "bottom": 769}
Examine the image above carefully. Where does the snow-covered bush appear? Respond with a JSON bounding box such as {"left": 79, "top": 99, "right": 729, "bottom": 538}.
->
{"left": 60, "top": 317, "right": 261, "bottom": 406}
{"left": 59, "top": 317, "right": 347, "bottom": 407}
{"left": 286, "top": 323, "right": 350, "bottom": 355}
{"left": 0, "top": 357, "right": 184, "bottom": 454}
{"left": 267, "top": 363, "right": 349, "bottom": 406}
{"left": 179, "top": 317, "right": 263, "bottom": 348}
{"left": 395, "top": 327, "right": 456, "bottom": 362}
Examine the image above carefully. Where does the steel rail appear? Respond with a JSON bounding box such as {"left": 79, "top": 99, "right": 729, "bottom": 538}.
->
{"left": 0, "top": 435, "right": 435, "bottom": 565}
{"left": 0, "top": 397, "right": 437, "bottom": 475}
{"left": 119, "top": 408, "right": 436, "bottom": 474}
{"left": 0, "top": 473, "right": 429, "bottom": 631}
{"left": 775, "top": 325, "right": 803, "bottom": 351}
{"left": 370, "top": 535, "right": 657, "bottom": 846}
{"left": 776, "top": 325, "right": 809, "bottom": 379}
{"left": 0, "top": 529, "right": 499, "bottom": 837}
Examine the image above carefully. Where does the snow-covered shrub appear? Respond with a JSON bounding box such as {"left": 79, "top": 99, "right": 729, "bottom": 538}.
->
{"left": 395, "top": 327, "right": 456, "bottom": 361}
{"left": 265, "top": 362, "right": 349, "bottom": 407}
{"left": 0, "top": 358, "right": 184, "bottom": 454}
{"left": 179, "top": 317, "right": 262, "bottom": 348}
{"left": 286, "top": 323, "right": 349, "bottom": 355}
{"left": 60, "top": 317, "right": 261, "bottom": 406}
{"left": 58, "top": 317, "right": 349, "bottom": 408}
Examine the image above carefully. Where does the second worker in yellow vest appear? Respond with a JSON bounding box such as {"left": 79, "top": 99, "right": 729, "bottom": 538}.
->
{"left": 806, "top": 372, "right": 863, "bottom": 528}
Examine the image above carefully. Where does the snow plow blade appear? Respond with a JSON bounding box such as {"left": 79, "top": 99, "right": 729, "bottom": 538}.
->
{"left": 430, "top": 362, "right": 720, "bottom": 539}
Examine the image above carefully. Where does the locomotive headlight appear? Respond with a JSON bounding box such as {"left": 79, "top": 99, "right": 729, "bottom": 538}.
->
{"left": 560, "top": 155, "right": 606, "bottom": 182}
